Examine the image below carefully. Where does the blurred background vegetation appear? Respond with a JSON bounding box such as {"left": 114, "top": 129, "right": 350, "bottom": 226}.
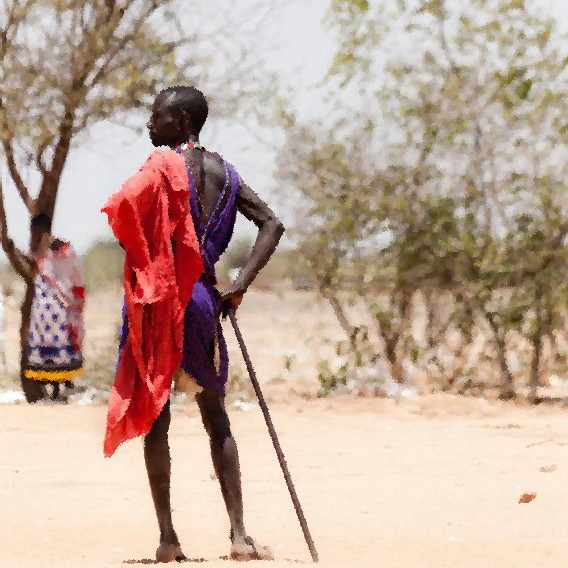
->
{"left": 276, "top": 0, "right": 568, "bottom": 401}
{"left": 1, "top": 0, "right": 567, "bottom": 402}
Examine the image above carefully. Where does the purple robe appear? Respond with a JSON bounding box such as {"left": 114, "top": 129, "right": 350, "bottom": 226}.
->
{"left": 179, "top": 157, "right": 239, "bottom": 396}
{"left": 118, "top": 155, "right": 239, "bottom": 397}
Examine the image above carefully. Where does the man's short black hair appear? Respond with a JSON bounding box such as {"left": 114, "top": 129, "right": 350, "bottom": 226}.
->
{"left": 160, "top": 86, "right": 209, "bottom": 133}
{"left": 31, "top": 213, "right": 52, "bottom": 231}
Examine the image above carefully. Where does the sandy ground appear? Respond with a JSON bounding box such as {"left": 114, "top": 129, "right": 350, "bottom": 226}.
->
{"left": 3, "top": 395, "right": 568, "bottom": 567}
{"left": 2, "top": 289, "right": 568, "bottom": 566}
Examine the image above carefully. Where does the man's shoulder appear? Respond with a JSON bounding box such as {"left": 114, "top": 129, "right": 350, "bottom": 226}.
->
{"left": 203, "top": 150, "right": 238, "bottom": 179}
{"left": 137, "top": 149, "right": 184, "bottom": 172}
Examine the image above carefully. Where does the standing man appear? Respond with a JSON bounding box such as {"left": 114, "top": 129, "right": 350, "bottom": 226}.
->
{"left": 103, "top": 86, "right": 284, "bottom": 562}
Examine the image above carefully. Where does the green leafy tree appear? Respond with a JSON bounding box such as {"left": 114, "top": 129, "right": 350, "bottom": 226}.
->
{"left": 279, "top": 0, "right": 568, "bottom": 398}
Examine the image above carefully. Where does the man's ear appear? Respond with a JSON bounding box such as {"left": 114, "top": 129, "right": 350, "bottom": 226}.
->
{"left": 180, "top": 110, "right": 192, "bottom": 133}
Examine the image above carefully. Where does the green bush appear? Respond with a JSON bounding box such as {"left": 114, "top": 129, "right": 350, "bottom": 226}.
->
{"left": 83, "top": 239, "right": 124, "bottom": 292}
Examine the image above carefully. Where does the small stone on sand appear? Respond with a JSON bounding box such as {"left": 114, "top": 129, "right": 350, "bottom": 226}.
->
{"left": 519, "top": 492, "right": 537, "bottom": 504}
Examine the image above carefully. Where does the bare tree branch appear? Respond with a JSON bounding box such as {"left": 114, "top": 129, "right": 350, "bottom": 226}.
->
{"left": 0, "top": 181, "right": 33, "bottom": 282}
{"left": 1, "top": 138, "right": 35, "bottom": 212}
{"left": 35, "top": 139, "right": 49, "bottom": 177}
{"left": 0, "top": 0, "right": 35, "bottom": 61}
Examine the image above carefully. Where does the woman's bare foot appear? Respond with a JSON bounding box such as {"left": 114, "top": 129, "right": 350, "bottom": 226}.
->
{"left": 156, "top": 543, "right": 186, "bottom": 563}
{"left": 230, "top": 536, "right": 273, "bottom": 561}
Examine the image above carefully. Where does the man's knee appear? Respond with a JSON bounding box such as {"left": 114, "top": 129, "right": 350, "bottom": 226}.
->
{"left": 203, "top": 404, "right": 232, "bottom": 443}
{"left": 210, "top": 412, "right": 232, "bottom": 443}
{"left": 197, "top": 390, "right": 232, "bottom": 443}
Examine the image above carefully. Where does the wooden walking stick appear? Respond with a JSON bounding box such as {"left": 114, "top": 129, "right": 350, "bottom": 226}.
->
{"left": 228, "top": 309, "right": 319, "bottom": 563}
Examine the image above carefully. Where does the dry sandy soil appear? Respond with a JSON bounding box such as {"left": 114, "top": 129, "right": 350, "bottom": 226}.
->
{"left": 2, "top": 289, "right": 568, "bottom": 566}
{"left": 2, "top": 394, "right": 568, "bottom": 567}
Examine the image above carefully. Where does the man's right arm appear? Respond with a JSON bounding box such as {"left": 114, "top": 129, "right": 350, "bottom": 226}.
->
{"left": 220, "top": 179, "right": 285, "bottom": 314}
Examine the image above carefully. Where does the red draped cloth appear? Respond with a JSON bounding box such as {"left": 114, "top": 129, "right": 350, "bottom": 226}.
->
{"left": 102, "top": 149, "right": 203, "bottom": 457}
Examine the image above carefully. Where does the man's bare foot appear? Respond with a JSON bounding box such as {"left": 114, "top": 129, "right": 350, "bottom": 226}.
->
{"left": 230, "top": 536, "right": 273, "bottom": 561}
{"left": 156, "top": 543, "right": 186, "bottom": 563}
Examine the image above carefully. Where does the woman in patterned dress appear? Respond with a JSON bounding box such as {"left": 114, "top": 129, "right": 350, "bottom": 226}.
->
{"left": 24, "top": 214, "right": 85, "bottom": 401}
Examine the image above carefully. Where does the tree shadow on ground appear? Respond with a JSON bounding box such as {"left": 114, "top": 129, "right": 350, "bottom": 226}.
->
{"left": 533, "top": 396, "right": 568, "bottom": 407}
{"left": 123, "top": 558, "right": 206, "bottom": 564}
{"left": 124, "top": 557, "right": 305, "bottom": 565}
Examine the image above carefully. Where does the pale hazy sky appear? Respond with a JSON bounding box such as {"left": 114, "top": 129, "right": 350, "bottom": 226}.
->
{"left": 2, "top": 0, "right": 568, "bottom": 257}
{"left": 0, "top": 0, "right": 334, "bottom": 256}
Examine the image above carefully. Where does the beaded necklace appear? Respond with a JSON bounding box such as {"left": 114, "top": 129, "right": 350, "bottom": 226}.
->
{"left": 178, "top": 141, "right": 206, "bottom": 152}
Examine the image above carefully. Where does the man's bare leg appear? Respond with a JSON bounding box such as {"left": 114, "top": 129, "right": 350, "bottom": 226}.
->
{"left": 144, "top": 400, "right": 185, "bottom": 562}
{"left": 196, "top": 389, "right": 272, "bottom": 560}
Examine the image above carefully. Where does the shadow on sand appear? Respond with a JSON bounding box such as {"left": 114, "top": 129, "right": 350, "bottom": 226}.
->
{"left": 124, "top": 557, "right": 305, "bottom": 565}
{"left": 534, "top": 396, "right": 568, "bottom": 407}
{"left": 123, "top": 559, "right": 206, "bottom": 565}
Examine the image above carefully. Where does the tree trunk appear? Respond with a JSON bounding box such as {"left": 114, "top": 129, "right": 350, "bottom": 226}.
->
{"left": 325, "top": 292, "right": 362, "bottom": 378}
{"left": 385, "top": 340, "right": 404, "bottom": 384}
{"left": 19, "top": 281, "right": 44, "bottom": 402}
{"left": 495, "top": 333, "right": 515, "bottom": 400}
{"left": 528, "top": 289, "right": 548, "bottom": 405}
{"left": 383, "top": 291, "right": 412, "bottom": 385}
{"left": 486, "top": 313, "right": 515, "bottom": 400}
{"left": 528, "top": 328, "right": 543, "bottom": 404}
